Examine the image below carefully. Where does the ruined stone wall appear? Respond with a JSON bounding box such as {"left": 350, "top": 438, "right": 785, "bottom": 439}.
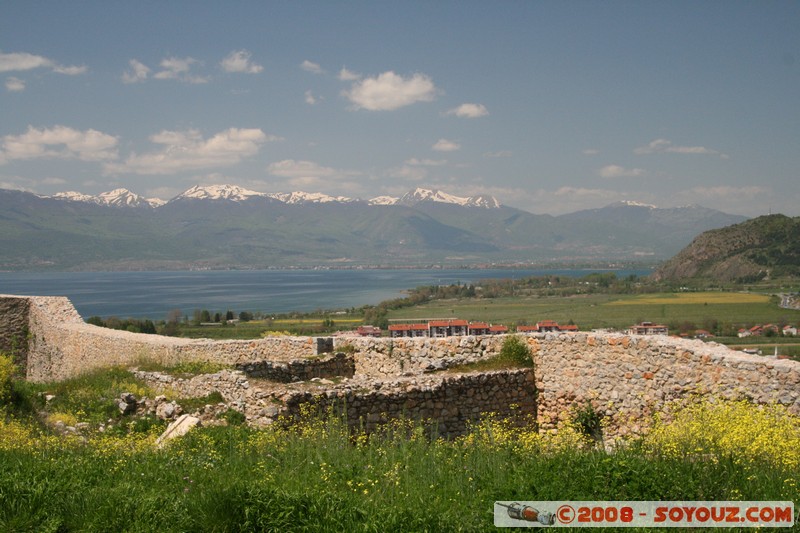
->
{"left": 337, "top": 335, "right": 507, "bottom": 376}
{"left": 135, "top": 368, "right": 536, "bottom": 439}
{"left": 236, "top": 352, "right": 355, "bottom": 382}
{"left": 533, "top": 332, "right": 800, "bottom": 438}
{"left": 14, "top": 295, "right": 321, "bottom": 382}
{"left": 0, "top": 296, "right": 31, "bottom": 371}
{"left": 5, "top": 294, "right": 800, "bottom": 440}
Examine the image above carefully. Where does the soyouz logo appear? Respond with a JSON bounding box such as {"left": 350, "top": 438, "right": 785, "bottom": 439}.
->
{"left": 494, "top": 501, "right": 795, "bottom": 528}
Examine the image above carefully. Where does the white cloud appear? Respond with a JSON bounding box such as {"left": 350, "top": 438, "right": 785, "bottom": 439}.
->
{"left": 221, "top": 50, "right": 263, "bottom": 74}
{"left": 267, "top": 159, "right": 337, "bottom": 178}
{"left": 122, "top": 59, "right": 150, "bottom": 83}
{"left": 106, "top": 128, "right": 276, "bottom": 175}
{"left": 389, "top": 164, "right": 429, "bottom": 182}
{"left": 484, "top": 150, "right": 512, "bottom": 158}
{"left": 42, "top": 177, "right": 67, "bottom": 185}
{"left": 491, "top": 186, "right": 647, "bottom": 215}
{"left": 52, "top": 64, "right": 88, "bottom": 75}
{"left": 444, "top": 103, "right": 488, "bottom": 118}
{"left": 338, "top": 67, "right": 360, "bottom": 81}
{"left": 0, "top": 51, "right": 52, "bottom": 72}
{"left": 300, "top": 60, "right": 323, "bottom": 74}
{"left": 672, "top": 185, "right": 772, "bottom": 216}
{"left": 432, "top": 139, "right": 460, "bottom": 152}
{"left": 582, "top": 148, "right": 600, "bottom": 156}
{"left": 304, "top": 90, "right": 319, "bottom": 105}
{"left": 0, "top": 51, "right": 86, "bottom": 75}
{"left": 344, "top": 71, "right": 437, "bottom": 111}
{"left": 598, "top": 164, "right": 645, "bottom": 178}
{"left": 405, "top": 158, "right": 447, "bottom": 166}
{"left": 634, "top": 138, "right": 728, "bottom": 158}
{"left": 154, "top": 57, "right": 209, "bottom": 84}
{"left": 5, "top": 77, "right": 25, "bottom": 91}
{"left": 0, "top": 125, "right": 118, "bottom": 164}
{"left": 266, "top": 160, "right": 363, "bottom": 194}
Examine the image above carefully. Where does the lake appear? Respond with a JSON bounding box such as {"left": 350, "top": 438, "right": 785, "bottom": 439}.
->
{"left": 0, "top": 268, "right": 651, "bottom": 320}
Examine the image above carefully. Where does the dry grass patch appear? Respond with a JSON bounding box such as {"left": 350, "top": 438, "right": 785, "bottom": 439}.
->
{"left": 606, "top": 292, "right": 769, "bottom": 306}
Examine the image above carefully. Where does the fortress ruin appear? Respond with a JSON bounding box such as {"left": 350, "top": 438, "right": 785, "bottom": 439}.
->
{"left": 2, "top": 294, "right": 798, "bottom": 438}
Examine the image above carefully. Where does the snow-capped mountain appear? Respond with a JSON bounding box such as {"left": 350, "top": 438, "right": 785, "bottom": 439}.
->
{"left": 368, "top": 195, "right": 400, "bottom": 206}
{"left": 52, "top": 188, "right": 163, "bottom": 208}
{"left": 52, "top": 191, "right": 96, "bottom": 203}
{"left": 174, "top": 184, "right": 266, "bottom": 202}
{"left": 611, "top": 200, "right": 658, "bottom": 209}
{"left": 267, "top": 191, "right": 356, "bottom": 204}
{"left": 50, "top": 184, "right": 501, "bottom": 209}
{"left": 3, "top": 184, "right": 749, "bottom": 270}
{"left": 397, "top": 188, "right": 501, "bottom": 209}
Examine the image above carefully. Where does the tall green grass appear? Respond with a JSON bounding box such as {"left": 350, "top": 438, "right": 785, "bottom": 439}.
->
{"left": 1, "top": 403, "right": 797, "bottom": 532}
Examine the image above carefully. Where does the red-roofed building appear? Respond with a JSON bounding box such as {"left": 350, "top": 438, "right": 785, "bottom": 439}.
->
{"left": 429, "top": 319, "right": 469, "bottom": 337}
{"left": 468, "top": 322, "right": 490, "bottom": 335}
{"left": 388, "top": 323, "right": 429, "bottom": 338}
{"left": 536, "top": 320, "right": 561, "bottom": 332}
{"left": 488, "top": 324, "right": 509, "bottom": 334}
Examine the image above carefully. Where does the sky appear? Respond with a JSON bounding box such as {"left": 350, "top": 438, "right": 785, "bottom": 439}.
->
{"left": 1, "top": 1, "right": 798, "bottom": 217}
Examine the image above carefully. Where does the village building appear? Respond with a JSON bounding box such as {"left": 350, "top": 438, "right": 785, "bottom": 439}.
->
{"left": 694, "top": 329, "right": 714, "bottom": 339}
{"left": 356, "top": 325, "right": 382, "bottom": 337}
{"left": 517, "top": 321, "right": 579, "bottom": 333}
{"left": 387, "top": 323, "right": 429, "bottom": 338}
{"left": 628, "top": 321, "right": 669, "bottom": 335}
{"left": 428, "top": 319, "right": 469, "bottom": 337}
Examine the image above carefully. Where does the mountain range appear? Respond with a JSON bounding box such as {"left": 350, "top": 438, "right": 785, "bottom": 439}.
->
{"left": 0, "top": 185, "right": 748, "bottom": 270}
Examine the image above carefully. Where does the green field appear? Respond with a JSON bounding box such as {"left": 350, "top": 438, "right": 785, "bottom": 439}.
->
{"left": 385, "top": 291, "right": 799, "bottom": 332}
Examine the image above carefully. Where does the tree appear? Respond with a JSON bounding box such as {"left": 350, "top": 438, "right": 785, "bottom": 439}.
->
{"left": 166, "top": 309, "right": 182, "bottom": 324}
{"left": 86, "top": 316, "right": 105, "bottom": 327}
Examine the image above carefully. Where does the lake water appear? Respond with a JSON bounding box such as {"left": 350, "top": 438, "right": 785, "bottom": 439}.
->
{"left": 0, "top": 268, "right": 651, "bottom": 320}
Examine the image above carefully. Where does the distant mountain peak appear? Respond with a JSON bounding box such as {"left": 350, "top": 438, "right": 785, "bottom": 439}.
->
{"left": 399, "top": 187, "right": 500, "bottom": 208}
{"left": 368, "top": 195, "right": 400, "bottom": 206}
{"left": 52, "top": 188, "right": 161, "bottom": 208}
{"left": 610, "top": 200, "right": 657, "bottom": 209}
{"left": 53, "top": 191, "right": 95, "bottom": 203}
{"left": 175, "top": 184, "right": 265, "bottom": 201}
{"left": 268, "top": 191, "right": 355, "bottom": 204}
{"left": 97, "top": 188, "right": 152, "bottom": 207}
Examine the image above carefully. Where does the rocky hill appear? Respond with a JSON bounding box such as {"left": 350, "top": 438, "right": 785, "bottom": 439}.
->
{"left": 652, "top": 214, "right": 800, "bottom": 282}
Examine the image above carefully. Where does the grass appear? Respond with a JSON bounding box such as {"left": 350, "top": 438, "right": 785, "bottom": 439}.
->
{"left": 174, "top": 316, "right": 361, "bottom": 339}
{"left": 0, "top": 398, "right": 797, "bottom": 532}
{"left": 385, "top": 291, "right": 800, "bottom": 332}
{"left": 606, "top": 292, "right": 771, "bottom": 305}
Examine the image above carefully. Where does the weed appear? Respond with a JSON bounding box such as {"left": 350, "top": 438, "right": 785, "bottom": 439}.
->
{"left": 571, "top": 400, "right": 604, "bottom": 444}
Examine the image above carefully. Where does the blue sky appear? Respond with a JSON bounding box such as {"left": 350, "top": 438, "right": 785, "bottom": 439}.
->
{"left": 1, "top": 1, "right": 798, "bottom": 216}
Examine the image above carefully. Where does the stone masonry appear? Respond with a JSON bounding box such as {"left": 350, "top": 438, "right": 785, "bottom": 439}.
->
{"left": 3, "top": 294, "right": 799, "bottom": 438}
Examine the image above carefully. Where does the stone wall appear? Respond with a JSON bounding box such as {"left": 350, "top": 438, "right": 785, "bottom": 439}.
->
{"left": 11, "top": 295, "right": 324, "bottom": 382}
{"left": 336, "top": 335, "right": 507, "bottom": 376}
{"left": 134, "top": 368, "right": 536, "bottom": 439}
{"left": 5, "top": 294, "right": 800, "bottom": 439}
{"left": 533, "top": 332, "right": 800, "bottom": 438}
{"left": 0, "top": 296, "right": 30, "bottom": 370}
{"left": 236, "top": 352, "right": 355, "bottom": 382}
